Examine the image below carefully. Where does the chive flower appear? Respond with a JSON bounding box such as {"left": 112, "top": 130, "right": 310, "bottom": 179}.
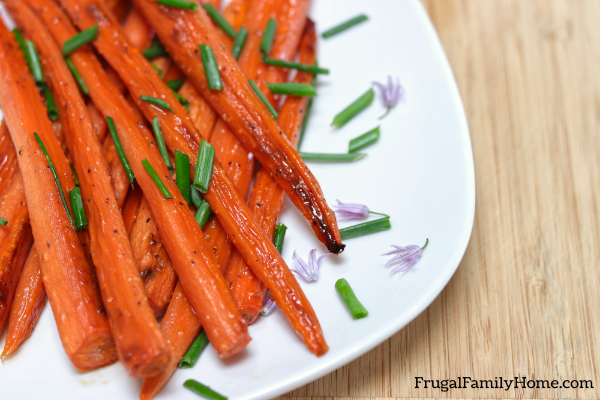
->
{"left": 333, "top": 199, "right": 389, "bottom": 220}
{"left": 291, "top": 249, "right": 330, "bottom": 282}
{"left": 382, "top": 239, "right": 429, "bottom": 275}
{"left": 373, "top": 76, "right": 403, "bottom": 119}
{"left": 261, "top": 291, "right": 277, "bottom": 316}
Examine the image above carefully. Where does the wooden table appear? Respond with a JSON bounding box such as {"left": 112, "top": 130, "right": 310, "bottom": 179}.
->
{"left": 279, "top": 1, "right": 600, "bottom": 398}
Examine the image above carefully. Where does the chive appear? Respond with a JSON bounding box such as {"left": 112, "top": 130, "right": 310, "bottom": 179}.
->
{"left": 173, "top": 91, "right": 191, "bottom": 112}
{"left": 298, "top": 64, "right": 318, "bottom": 150}
{"left": 175, "top": 150, "right": 191, "bottom": 205}
{"left": 262, "top": 58, "right": 329, "bottom": 75}
{"left": 322, "top": 14, "right": 369, "bottom": 39}
{"left": 43, "top": 86, "right": 59, "bottom": 121}
{"left": 195, "top": 199, "right": 213, "bottom": 229}
{"left": 142, "top": 42, "right": 169, "bottom": 59}
{"left": 190, "top": 186, "right": 203, "bottom": 209}
{"left": 231, "top": 27, "right": 248, "bottom": 60}
{"left": 248, "top": 79, "right": 278, "bottom": 120}
{"left": 157, "top": 0, "right": 198, "bottom": 11}
{"left": 0, "top": 217, "right": 7, "bottom": 226}
{"left": 260, "top": 18, "right": 277, "bottom": 55}
{"left": 69, "top": 187, "right": 88, "bottom": 231}
{"left": 166, "top": 78, "right": 184, "bottom": 91}
{"left": 193, "top": 139, "right": 215, "bottom": 193}
{"left": 151, "top": 117, "right": 172, "bottom": 169}
{"left": 202, "top": 4, "right": 237, "bottom": 39}
{"left": 12, "top": 28, "right": 26, "bottom": 51}
{"left": 183, "top": 380, "right": 227, "bottom": 400}
{"left": 339, "top": 217, "right": 391, "bottom": 240}
{"left": 266, "top": 83, "right": 316, "bottom": 96}
{"left": 140, "top": 95, "right": 174, "bottom": 112}
{"left": 349, "top": 126, "right": 380, "bottom": 153}
{"left": 179, "top": 330, "right": 209, "bottom": 369}
{"left": 273, "top": 223, "right": 287, "bottom": 254}
{"left": 299, "top": 152, "right": 366, "bottom": 162}
{"left": 65, "top": 57, "right": 89, "bottom": 95}
{"left": 150, "top": 62, "right": 163, "bottom": 78}
{"left": 142, "top": 158, "right": 173, "bottom": 199}
{"left": 331, "top": 88, "right": 374, "bottom": 128}
{"left": 106, "top": 116, "right": 135, "bottom": 189}
{"left": 199, "top": 44, "right": 223, "bottom": 90}
{"left": 70, "top": 163, "right": 80, "bottom": 186}
{"left": 335, "top": 278, "right": 368, "bottom": 319}
{"left": 63, "top": 25, "right": 98, "bottom": 56}
{"left": 24, "top": 40, "right": 44, "bottom": 84}
{"left": 33, "top": 133, "right": 74, "bottom": 226}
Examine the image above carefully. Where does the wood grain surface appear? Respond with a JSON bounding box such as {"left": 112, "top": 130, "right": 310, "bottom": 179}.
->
{"left": 279, "top": 1, "right": 600, "bottom": 398}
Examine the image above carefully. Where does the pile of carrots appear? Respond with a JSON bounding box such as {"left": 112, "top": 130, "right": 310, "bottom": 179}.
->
{"left": 0, "top": 0, "right": 342, "bottom": 397}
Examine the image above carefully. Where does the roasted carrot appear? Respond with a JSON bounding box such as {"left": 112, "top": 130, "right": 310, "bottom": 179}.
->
{"left": 122, "top": 185, "right": 143, "bottom": 234}
{"left": 0, "top": 18, "right": 117, "bottom": 372}
{"left": 102, "top": 135, "right": 130, "bottom": 208}
{"left": 0, "top": 121, "right": 18, "bottom": 199}
{"left": 88, "top": 103, "right": 108, "bottom": 142}
{"left": 123, "top": 8, "right": 153, "bottom": 51}
{"left": 223, "top": 0, "right": 254, "bottom": 32}
{"left": 179, "top": 81, "right": 219, "bottom": 139}
{"left": 28, "top": 0, "right": 250, "bottom": 358}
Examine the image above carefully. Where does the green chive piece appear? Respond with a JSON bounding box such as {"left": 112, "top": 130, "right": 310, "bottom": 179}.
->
{"left": 140, "top": 95, "right": 174, "bottom": 112}
{"left": 298, "top": 65, "right": 318, "bottom": 150}
{"left": 348, "top": 126, "right": 380, "bottom": 153}
{"left": 63, "top": 25, "right": 98, "bottom": 56}
{"left": 157, "top": 0, "right": 198, "bottom": 11}
{"left": 179, "top": 330, "right": 209, "bottom": 369}
{"left": 262, "top": 57, "right": 329, "bottom": 75}
{"left": 299, "top": 152, "right": 366, "bottom": 162}
{"left": 199, "top": 44, "right": 223, "bottom": 91}
{"left": 202, "top": 4, "right": 237, "bottom": 39}
{"left": 43, "top": 86, "right": 59, "bottom": 121}
{"left": 0, "top": 217, "right": 8, "bottom": 226}
{"left": 231, "top": 27, "right": 248, "bottom": 60}
{"left": 142, "top": 158, "right": 173, "bottom": 199}
{"left": 248, "top": 79, "right": 278, "bottom": 120}
{"left": 166, "top": 78, "right": 184, "bottom": 91}
{"left": 65, "top": 57, "right": 89, "bottom": 95}
{"left": 273, "top": 223, "right": 287, "bottom": 254}
{"left": 24, "top": 40, "right": 44, "bottom": 84}
{"left": 12, "top": 28, "right": 26, "bottom": 51}
{"left": 331, "top": 88, "right": 374, "bottom": 128}
{"left": 70, "top": 163, "right": 80, "bottom": 186}
{"left": 339, "top": 217, "right": 391, "bottom": 240}
{"left": 335, "top": 278, "right": 368, "bottom": 319}
{"left": 142, "top": 41, "right": 169, "bottom": 59}
{"left": 151, "top": 117, "right": 172, "bottom": 169}
{"left": 190, "top": 186, "right": 203, "bottom": 209}
{"left": 175, "top": 150, "right": 191, "bottom": 205}
{"left": 322, "top": 14, "right": 369, "bottom": 39}
{"left": 69, "top": 187, "right": 88, "bottom": 231}
{"left": 195, "top": 199, "right": 213, "bottom": 229}
{"left": 150, "top": 62, "right": 163, "bottom": 78}
{"left": 260, "top": 18, "right": 277, "bottom": 55}
{"left": 173, "top": 91, "right": 191, "bottom": 112}
{"left": 266, "top": 83, "right": 316, "bottom": 96}
{"left": 106, "top": 116, "right": 135, "bottom": 189}
{"left": 193, "top": 140, "right": 215, "bottom": 193}
{"left": 183, "top": 380, "right": 227, "bottom": 400}
{"left": 33, "top": 133, "right": 73, "bottom": 226}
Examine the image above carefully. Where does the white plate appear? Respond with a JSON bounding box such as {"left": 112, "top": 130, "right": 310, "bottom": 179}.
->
{"left": 0, "top": 0, "right": 475, "bottom": 398}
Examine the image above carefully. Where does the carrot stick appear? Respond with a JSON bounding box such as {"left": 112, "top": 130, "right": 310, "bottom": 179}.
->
{"left": 87, "top": 103, "right": 108, "bottom": 142}
{"left": 8, "top": 1, "right": 171, "bottom": 376}
{"left": 0, "top": 121, "right": 18, "bottom": 199}
{"left": 123, "top": 8, "right": 153, "bottom": 51}
{"left": 223, "top": 0, "right": 254, "bottom": 32}
{"left": 27, "top": 0, "right": 250, "bottom": 358}
{"left": 122, "top": 185, "right": 143, "bottom": 234}
{"left": 179, "top": 82, "right": 218, "bottom": 140}
{"left": 0, "top": 18, "right": 117, "bottom": 372}
{"left": 102, "top": 135, "right": 130, "bottom": 208}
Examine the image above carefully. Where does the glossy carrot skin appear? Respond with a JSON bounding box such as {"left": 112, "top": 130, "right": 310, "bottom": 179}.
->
{"left": 0, "top": 122, "right": 18, "bottom": 199}
{"left": 88, "top": 103, "right": 108, "bottom": 143}
{"left": 102, "top": 136, "right": 130, "bottom": 208}
{"left": 31, "top": 0, "right": 249, "bottom": 358}
{"left": 0, "top": 19, "right": 117, "bottom": 372}
{"left": 223, "top": 0, "right": 254, "bottom": 31}
{"left": 122, "top": 185, "right": 143, "bottom": 234}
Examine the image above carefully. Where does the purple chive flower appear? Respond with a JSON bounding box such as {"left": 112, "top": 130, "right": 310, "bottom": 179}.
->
{"left": 290, "top": 249, "right": 330, "bottom": 282}
{"left": 261, "top": 292, "right": 277, "bottom": 316}
{"left": 382, "top": 238, "right": 429, "bottom": 275}
{"left": 333, "top": 199, "right": 369, "bottom": 220}
{"left": 373, "top": 76, "right": 403, "bottom": 119}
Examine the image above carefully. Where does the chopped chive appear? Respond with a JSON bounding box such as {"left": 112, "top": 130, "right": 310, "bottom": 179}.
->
{"left": 142, "top": 158, "right": 173, "bottom": 199}
{"left": 140, "top": 95, "right": 174, "bottom": 112}
{"left": 179, "top": 330, "right": 209, "bottom": 369}
{"left": 65, "top": 57, "right": 89, "bottom": 95}
{"left": 183, "top": 379, "right": 227, "bottom": 400}
{"left": 0, "top": 217, "right": 7, "bottom": 226}
{"left": 273, "top": 223, "right": 287, "bottom": 254}
{"left": 195, "top": 199, "right": 213, "bottom": 229}
{"left": 299, "top": 152, "right": 366, "bottom": 162}
{"left": 248, "top": 79, "right": 278, "bottom": 120}
{"left": 43, "top": 86, "right": 59, "bottom": 121}
{"left": 322, "top": 14, "right": 369, "bottom": 39}
{"left": 349, "top": 126, "right": 380, "bottom": 153}
{"left": 173, "top": 91, "right": 190, "bottom": 112}
{"left": 260, "top": 18, "right": 277, "bottom": 55}
{"left": 199, "top": 44, "right": 223, "bottom": 90}
{"left": 298, "top": 64, "right": 318, "bottom": 150}
{"left": 202, "top": 4, "right": 237, "bottom": 39}
{"left": 339, "top": 217, "right": 391, "bottom": 240}
{"left": 193, "top": 140, "right": 215, "bottom": 193}
{"left": 142, "top": 41, "right": 169, "bottom": 59}
{"left": 12, "top": 28, "right": 26, "bottom": 51}
{"left": 106, "top": 116, "right": 135, "bottom": 189}
{"left": 157, "top": 0, "right": 198, "bottom": 11}
{"left": 33, "top": 133, "right": 73, "bottom": 226}
{"left": 335, "top": 278, "right": 368, "bottom": 319}
{"left": 151, "top": 117, "right": 172, "bottom": 169}
{"left": 175, "top": 150, "right": 191, "bottom": 205}
{"left": 166, "top": 78, "right": 184, "bottom": 91}
{"left": 190, "top": 185, "right": 203, "bottom": 209}
{"left": 331, "top": 87, "right": 374, "bottom": 128}
{"left": 69, "top": 187, "right": 88, "bottom": 231}
{"left": 70, "top": 163, "right": 80, "bottom": 186}
{"left": 63, "top": 25, "right": 98, "bottom": 56}
{"left": 24, "top": 40, "right": 44, "bottom": 84}
{"left": 150, "top": 62, "right": 163, "bottom": 78}
{"left": 266, "top": 83, "right": 316, "bottom": 96}
{"left": 262, "top": 58, "right": 329, "bottom": 75}
{"left": 231, "top": 27, "right": 248, "bottom": 59}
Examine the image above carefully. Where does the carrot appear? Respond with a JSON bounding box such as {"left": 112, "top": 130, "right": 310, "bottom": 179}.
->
{"left": 123, "top": 8, "right": 153, "bottom": 51}
{"left": 87, "top": 103, "right": 108, "bottom": 142}
{"left": 0, "top": 121, "right": 18, "bottom": 199}
{"left": 28, "top": 0, "right": 250, "bottom": 358}
{"left": 122, "top": 185, "right": 143, "bottom": 234}
{"left": 179, "top": 81, "right": 219, "bottom": 140}
{"left": 9, "top": 0, "right": 171, "bottom": 376}
{"left": 0, "top": 18, "right": 117, "bottom": 372}
{"left": 105, "top": 0, "right": 128, "bottom": 21}
{"left": 102, "top": 135, "right": 130, "bottom": 208}
{"left": 223, "top": 0, "right": 254, "bottom": 32}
